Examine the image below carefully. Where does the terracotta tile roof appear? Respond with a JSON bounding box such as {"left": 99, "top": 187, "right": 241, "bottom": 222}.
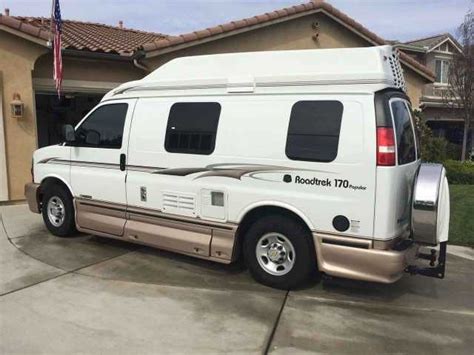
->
{"left": 0, "top": 1, "right": 434, "bottom": 81}
{"left": 0, "top": 13, "right": 50, "bottom": 41}
{"left": 0, "top": 15, "right": 167, "bottom": 56}
{"left": 140, "top": 0, "right": 434, "bottom": 81}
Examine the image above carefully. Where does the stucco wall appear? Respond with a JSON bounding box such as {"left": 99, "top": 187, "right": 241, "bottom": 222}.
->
{"left": 144, "top": 12, "right": 429, "bottom": 110}
{"left": 0, "top": 31, "right": 47, "bottom": 200}
{"left": 0, "top": 31, "right": 145, "bottom": 200}
{"left": 34, "top": 54, "right": 144, "bottom": 83}
{"left": 144, "top": 13, "right": 370, "bottom": 69}
{"left": 404, "top": 68, "right": 427, "bottom": 109}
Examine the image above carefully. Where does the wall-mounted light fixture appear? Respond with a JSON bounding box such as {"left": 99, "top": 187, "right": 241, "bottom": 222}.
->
{"left": 10, "top": 93, "right": 24, "bottom": 118}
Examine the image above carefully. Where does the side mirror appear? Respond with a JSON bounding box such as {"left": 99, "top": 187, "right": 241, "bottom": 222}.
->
{"left": 63, "top": 124, "right": 75, "bottom": 143}
{"left": 85, "top": 130, "right": 100, "bottom": 146}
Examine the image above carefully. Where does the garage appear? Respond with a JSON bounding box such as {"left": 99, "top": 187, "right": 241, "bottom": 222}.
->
{"left": 35, "top": 92, "right": 102, "bottom": 148}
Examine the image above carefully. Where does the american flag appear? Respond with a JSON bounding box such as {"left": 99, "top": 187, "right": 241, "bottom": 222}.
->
{"left": 51, "top": 0, "right": 62, "bottom": 97}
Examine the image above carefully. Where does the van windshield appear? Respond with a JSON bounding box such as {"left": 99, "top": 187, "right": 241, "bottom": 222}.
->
{"left": 390, "top": 99, "right": 417, "bottom": 165}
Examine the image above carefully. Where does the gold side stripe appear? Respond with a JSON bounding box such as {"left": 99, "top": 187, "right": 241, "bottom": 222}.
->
{"left": 75, "top": 198, "right": 236, "bottom": 231}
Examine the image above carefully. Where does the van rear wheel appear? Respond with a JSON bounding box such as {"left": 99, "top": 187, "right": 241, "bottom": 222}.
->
{"left": 243, "top": 215, "right": 317, "bottom": 290}
{"left": 42, "top": 184, "right": 76, "bottom": 237}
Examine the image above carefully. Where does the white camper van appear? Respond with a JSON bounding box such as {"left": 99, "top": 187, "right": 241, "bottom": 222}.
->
{"left": 26, "top": 46, "right": 450, "bottom": 289}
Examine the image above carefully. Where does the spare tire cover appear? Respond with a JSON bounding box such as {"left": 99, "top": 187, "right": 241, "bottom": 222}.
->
{"left": 412, "top": 163, "right": 450, "bottom": 246}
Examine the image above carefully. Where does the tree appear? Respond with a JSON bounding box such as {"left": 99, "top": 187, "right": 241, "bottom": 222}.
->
{"left": 445, "top": 10, "right": 474, "bottom": 161}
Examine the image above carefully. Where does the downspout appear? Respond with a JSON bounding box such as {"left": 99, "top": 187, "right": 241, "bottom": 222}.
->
{"left": 132, "top": 50, "right": 151, "bottom": 73}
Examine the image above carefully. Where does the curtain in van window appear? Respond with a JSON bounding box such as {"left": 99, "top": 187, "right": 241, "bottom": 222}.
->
{"left": 285, "top": 101, "right": 343, "bottom": 162}
{"left": 165, "top": 102, "right": 221, "bottom": 155}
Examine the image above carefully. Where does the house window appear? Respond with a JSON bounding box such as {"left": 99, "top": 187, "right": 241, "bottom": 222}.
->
{"left": 435, "top": 59, "right": 450, "bottom": 84}
{"left": 165, "top": 102, "right": 221, "bottom": 155}
{"left": 285, "top": 101, "right": 344, "bottom": 162}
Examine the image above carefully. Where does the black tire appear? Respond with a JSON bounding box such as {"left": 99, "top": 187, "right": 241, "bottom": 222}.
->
{"left": 41, "top": 183, "right": 77, "bottom": 237}
{"left": 243, "top": 215, "right": 317, "bottom": 290}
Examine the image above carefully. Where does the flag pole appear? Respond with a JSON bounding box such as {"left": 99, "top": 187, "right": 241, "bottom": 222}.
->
{"left": 49, "top": 0, "right": 54, "bottom": 43}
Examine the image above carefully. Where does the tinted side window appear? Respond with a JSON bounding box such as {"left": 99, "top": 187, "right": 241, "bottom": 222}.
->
{"left": 75, "top": 104, "right": 128, "bottom": 149}
{"left": 165, "top": 102, "right": 221, "bottom": 155}
{"left": 286, "top": 101, "right": 343, "bottom": 162}
{"left": 391, "top": 100, "right": 416, "bottom": 164}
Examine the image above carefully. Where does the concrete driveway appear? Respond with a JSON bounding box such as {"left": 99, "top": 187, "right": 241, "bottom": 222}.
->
{"left": 1, "top": 204, "right": 473, "bottom": 354}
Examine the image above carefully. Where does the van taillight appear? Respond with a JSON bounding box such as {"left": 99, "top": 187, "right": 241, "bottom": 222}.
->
{"left": 377, "top": 127, "right": 396, "bottom": 166}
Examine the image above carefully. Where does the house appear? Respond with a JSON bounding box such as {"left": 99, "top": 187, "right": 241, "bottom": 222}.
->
{"left": 0, "top": 0, "right": 434, "bottom": 202}
{"left": 395, "top": 34, "right": 465, "bottom": 145}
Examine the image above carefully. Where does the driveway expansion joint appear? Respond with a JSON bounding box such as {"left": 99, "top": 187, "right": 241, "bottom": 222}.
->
{"left": 264, "top": 290, "right": 289, "bottom": 355}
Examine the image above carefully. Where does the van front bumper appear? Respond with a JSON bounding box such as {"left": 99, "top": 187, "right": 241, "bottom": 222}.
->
{"left": 313, "top": 233, "right": 419, "bottom": 283}
{"left": 24, "top": 183, "right": 41, "bottom": 214}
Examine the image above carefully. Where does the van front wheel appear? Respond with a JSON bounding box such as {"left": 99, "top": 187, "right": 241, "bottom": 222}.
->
{"left": 42, "top": 184, "right": 76, "bottom": 237}
{"left": 243, "top": 215, "right": 317, "bottom": 290}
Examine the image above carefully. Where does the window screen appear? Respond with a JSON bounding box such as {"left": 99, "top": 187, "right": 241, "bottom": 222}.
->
{"left": 165, "top": 102, "right": 221, "bottom": 155}
{"left": 286, "top": 101, "right": 343, "bottom": 162}
{"left": 391, "top": 100, "right": 416, "bottom": 165}
{"left": 75, "top": 103, "right": 128, "bottom": 149}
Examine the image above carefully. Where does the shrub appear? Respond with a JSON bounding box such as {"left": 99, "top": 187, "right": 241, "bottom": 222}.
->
{"left": 446, "top": 143, "right": 462, "bottom": 160}
{"left": 413, "top": 110, "right": 443, "bottom": 162}
{"left": 422, "top": 137, "right": 448, "bottom": 162}
{"left": 413, "top": 110, "right": 462, "bottom": 163}
{"left": 443, "top": 160, "right": 474, "bottom": 184}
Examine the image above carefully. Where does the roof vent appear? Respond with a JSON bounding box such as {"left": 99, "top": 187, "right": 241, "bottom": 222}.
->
{"left": 118, "top": 20, "right": 123, "bottom": 29}
{"left": 387, "top": 49, "right": 406, "bottom": 92}
{"left": 4, "top": 8, "right": 10, "bottom": 16}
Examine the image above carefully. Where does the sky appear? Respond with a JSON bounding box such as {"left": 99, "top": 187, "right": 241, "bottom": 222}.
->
{"left": 1, "top": 0, "right": 472, "bottom": 42}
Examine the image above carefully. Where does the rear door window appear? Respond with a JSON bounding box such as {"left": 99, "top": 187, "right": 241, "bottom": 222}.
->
{"left": 390, "top": 99, "right": 417, "bottom": 164}
{"left": 286, "top": 101, "right": 343, "bottom": 162}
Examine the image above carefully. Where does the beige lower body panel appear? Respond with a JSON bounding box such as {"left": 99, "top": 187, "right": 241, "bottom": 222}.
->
{"left": 24, "top": 183, "right": 40, "bottom": 213}
{"left": 75, "top": 199, "right": 237, "bottom": 264}
{"left": 125, "top": 215, "right": 212, "bottom": 257}
{"left": 65, "top": 197, "right": 417, "bottom": 283}
{"left": 75, "top": 199, "right": 126, "bottom": 236}
{"left": 313, "top": 233, "right": 419, "bottom": 283}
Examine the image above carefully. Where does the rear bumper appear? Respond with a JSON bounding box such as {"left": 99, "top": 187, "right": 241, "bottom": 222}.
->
{"left": 24, "top": 183, "right": 40, "bottom": 214}
{"left": 313, "top": 233, "right": 419, "bottom": 283}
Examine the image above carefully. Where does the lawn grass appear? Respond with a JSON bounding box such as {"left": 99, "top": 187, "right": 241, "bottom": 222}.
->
{"left": 449, "top": 184, "right": 474, "bottom": 247}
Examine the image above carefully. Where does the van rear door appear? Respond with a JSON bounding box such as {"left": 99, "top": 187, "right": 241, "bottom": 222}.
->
{"left": 373, "top": 91, "right": 420, "bottom": 241}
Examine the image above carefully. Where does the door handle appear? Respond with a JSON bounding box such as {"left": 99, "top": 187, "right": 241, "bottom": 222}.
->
{"left": 120, "top": 154, "right": 126, "bottom": 171}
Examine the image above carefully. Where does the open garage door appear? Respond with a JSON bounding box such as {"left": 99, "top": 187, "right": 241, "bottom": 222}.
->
{"left": 35, "top": 93, "right": 102, "bottom": 148}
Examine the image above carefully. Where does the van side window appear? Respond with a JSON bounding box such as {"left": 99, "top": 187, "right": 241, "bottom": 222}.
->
{"left": 165, "top": 102, "right": 221, "bottom": 155}
{"left": 74, "top": 104, "right": 128, "bottom": 149}
{"left": 286, "top": 101, "right": 343, "bottom": 162}
{"left": 390, "top": 100, "right": 416, "bottom": 164}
